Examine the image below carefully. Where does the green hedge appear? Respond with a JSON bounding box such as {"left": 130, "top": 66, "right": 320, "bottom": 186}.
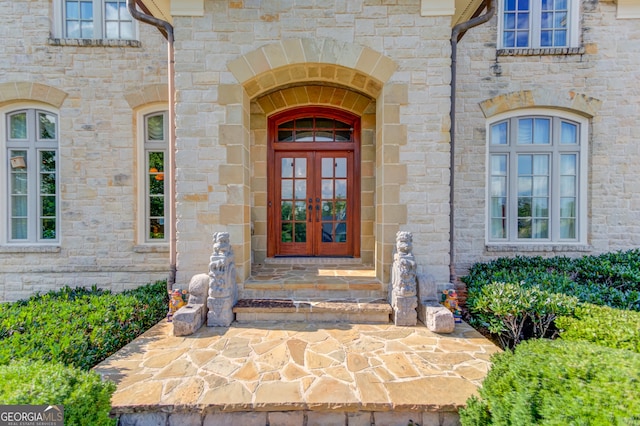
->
{"left": 0, "top": 359, "right": 116, "bottom": 426}
{"left": 0, "top": 281, "right": 168, "bottom": 369}
{"left": 557, "top": 303, "right": 640, "bottom": 353}
{"left": 460, "top": 339, "right": 640, "bottom": 425}
{"left": 462, "top": 249, "right": 640, "bottom": 311}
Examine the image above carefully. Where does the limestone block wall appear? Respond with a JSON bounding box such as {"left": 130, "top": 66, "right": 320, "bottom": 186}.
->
{"left": 453, "top": 0, "right": 640, "bottom": 275}
{"left": 0, "top": 1, "right": 169, "bottom": 301}
{"left": 172, "top": 0, "right": 455, "bottom": 286}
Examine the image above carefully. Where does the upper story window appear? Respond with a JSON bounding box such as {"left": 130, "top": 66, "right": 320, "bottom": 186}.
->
{"left": 56, "top": 0, "right": 135, "bottom": 40}
{"left": 499, "top": 0, "right": 580, "bottom": 49}
{"left": 3, "top": 109, "right": 59, "bottom": 243}
{"left": 487, "top": 111, "right": 588, "bottom": 244}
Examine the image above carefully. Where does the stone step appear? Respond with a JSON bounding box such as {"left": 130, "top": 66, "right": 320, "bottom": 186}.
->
{"left": 239, "top": 284, "right": 388, "bottom": 302}
{"left": 232, "top": 298, "right": 392, "bottom": 324}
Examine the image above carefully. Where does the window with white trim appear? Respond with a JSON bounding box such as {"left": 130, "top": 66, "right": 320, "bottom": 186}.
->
{"left": 3, "top": 109, "right": 59, "bottom": 243}
{"left": 488, "top": 112, "right": 587, "bottom": 243}
{"left": 499, "top": 0, "right": 580, "bottom": 49}
{"left": 142, "top": 111, "right": 168, "bottom": 243}
{"left": 55, "top": 0, "right": 135, "bottom": 40}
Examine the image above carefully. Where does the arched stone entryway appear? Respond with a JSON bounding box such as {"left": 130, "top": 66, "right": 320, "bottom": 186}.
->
{"left": 216, "top": 39, "right": 407, "bottom": 285}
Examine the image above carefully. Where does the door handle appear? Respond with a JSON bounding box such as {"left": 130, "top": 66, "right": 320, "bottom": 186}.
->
{"left": 308, "top": 204, "right": 313, "bottom": 222}
{"left": 316, "top": 203, "right": 320, "bottom": 222}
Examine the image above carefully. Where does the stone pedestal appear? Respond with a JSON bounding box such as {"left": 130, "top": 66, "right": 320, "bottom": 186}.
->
{"left": 206, "top": 232, "right": 237, "bottom": 327}
{"left": 389, "top": 231, "right": 418, "bottom": 326}
{"left": 392, "top": 295, "right": 418, "bottom": 326}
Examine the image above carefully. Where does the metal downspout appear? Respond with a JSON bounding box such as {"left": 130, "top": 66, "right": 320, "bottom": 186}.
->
{"left": 449, "top": 0, "right": 495, "bottom": 283}
{"left": 127, "top": 0, "right": 177, "bottom": 292}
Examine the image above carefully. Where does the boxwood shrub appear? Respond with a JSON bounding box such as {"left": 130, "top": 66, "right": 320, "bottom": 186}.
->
{"left": 0, "top": 281, "right": 168, "bottom": 370}
{"left": 459, "top": 339, "right": 640, "bottom": 425}
{"left": 0, "top": 359, "right": 116, "bottom": 426}
{"left": 556, "top": 303, "right": 640, "bottom": 353}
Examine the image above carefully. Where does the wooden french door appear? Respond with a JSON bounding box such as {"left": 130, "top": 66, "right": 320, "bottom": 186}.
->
{"left": 268, "top": 107, "right": 360, "bottom": 257}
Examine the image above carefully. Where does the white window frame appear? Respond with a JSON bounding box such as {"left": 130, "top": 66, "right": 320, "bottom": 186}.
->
{"left": 486, "top": 109, "right": 588, "bottom": 245}
{"left": 1, "top": 104, "right": 60, "bottom": 245}
{"left": 52, "top": 0, "right": 138, "bottom": 40}
{"left": 497, "top": 0, "right": 580, "bottom": 49}
{"left": 136, "top": 107, "right": 169, "bottom": 245}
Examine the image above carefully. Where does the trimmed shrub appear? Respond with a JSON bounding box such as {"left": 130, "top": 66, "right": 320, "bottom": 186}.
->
{"left": 0, "top": 359, "right": 116, "bottom": 426}
{"left": 462, "top": 250, "right": 640, "bottom": 311}
{"left": 556, "top": 303, "right": 640, "bottom": 353}
{"left": 459, "top": 339, "right": 640, "bottom": 425}
{"left": 467, "top": 281, "right": 578, "bottom": 348}
{"left": 0, "top": 281, "right": 168, "bottom": 369}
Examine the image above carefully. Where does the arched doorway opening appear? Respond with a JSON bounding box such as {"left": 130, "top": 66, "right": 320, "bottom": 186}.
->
{"left": 267, "top": 106, "right": 361, "bottom": 257}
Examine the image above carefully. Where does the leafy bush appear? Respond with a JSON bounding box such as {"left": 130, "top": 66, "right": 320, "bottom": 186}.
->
{"left": 460, "top": 339, "right": 640, "bottom": 426}
{"left": 462, "top": 249, "right": 640, "bottom": 311}
{"left": 556, "top": 303, "right": 640, "bottom": 353}
{"left": 0, "top": 359, "right": 116, "bottom": 426}
{"left": 470, "top": 281, "right": 577, "bottom": 348}
{"left": 0, "top": 281, "right": 168, "bottom": 369}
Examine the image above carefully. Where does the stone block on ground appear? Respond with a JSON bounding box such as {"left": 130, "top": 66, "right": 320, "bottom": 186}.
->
{"left": 419, "top": 301, "right": 455, "bottom": 333}
{"left": 172, "top": 303, "right": 205, "bottom": 336}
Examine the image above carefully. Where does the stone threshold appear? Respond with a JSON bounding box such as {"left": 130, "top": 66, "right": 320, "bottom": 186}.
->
{"left": 263, "top": 257, "right": 364, "bottom": 265}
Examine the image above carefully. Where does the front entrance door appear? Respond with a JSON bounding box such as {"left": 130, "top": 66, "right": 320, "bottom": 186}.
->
{"left": 268, "top": 107, "right": 360, "bottom": 257}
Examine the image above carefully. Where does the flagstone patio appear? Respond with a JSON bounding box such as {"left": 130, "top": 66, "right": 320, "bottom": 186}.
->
{"left": 95, "top": 318, "right": 500, "bottom": 426}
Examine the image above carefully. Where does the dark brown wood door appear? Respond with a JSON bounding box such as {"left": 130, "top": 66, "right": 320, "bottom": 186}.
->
{"left": 268, "top": 107, "right": 360, "bottom": 257}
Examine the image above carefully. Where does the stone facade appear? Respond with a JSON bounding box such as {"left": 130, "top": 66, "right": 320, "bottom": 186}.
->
{"left": 1, "top": 0, "right": 639, "bottom": 302}
{"left": 453, "top": 0, "right": 640, "bottom": 275}
{"left": 0, "top": 1, "right": 169, "bottom": 301}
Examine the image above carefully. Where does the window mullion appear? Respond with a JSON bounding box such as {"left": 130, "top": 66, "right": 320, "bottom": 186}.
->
{"left": 531, "top": 1, "right": 541, "bottom": 48}
{"left": 94, "top": 0, "right": 104, "bottom": 39}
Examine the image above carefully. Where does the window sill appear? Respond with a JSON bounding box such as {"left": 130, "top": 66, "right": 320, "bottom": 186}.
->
{"left": 47, "top": 38, "right": 141, "bottom": 48}
{"left": 0, "top": 245, "right": 61, "bottom": 253}
{"left": 486, "top": 244, "right": 592, "bottom": 253}
{"left": 133, "top": 244, "right": 170, "bottom": 253}
{"left": 497, "top": 47, "right": 585, "bottom": 57}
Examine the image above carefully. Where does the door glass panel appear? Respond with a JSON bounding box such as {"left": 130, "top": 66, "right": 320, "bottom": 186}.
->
{"left": 322, "top": 179, "right": 333, "bottom": 199}
{"left": 322, "top": 158, "right": 333, "bottom": 177}
{"left": 281, "top": 223, "right": 293, "bottom": 242}
{"left": 294, "top": 180, "right": 306, "bottom": 200}
{"left": 322, "top": 201, "right": 334, "bottom": 220}
{"left": 336, "top": 223, "right": 347, "bottom": 242}
{"left": 335, "top": 179, "right": 347, "bottom": 198}
{"left": 335, "top": 200, "right": 347, "bottom": 220}
{"left": 294, "top": 158, "right": 306, "bottom": 177}
{"left": 322, "top": 223, "right": 333, "bottom": 242}
{"left": 294, "top": 223, "right": 306, "bottom": 242}
{"left": 335, "top": 158, "right": 347, "bottom": 178}
{"left": 281, "top": 158, "right": 293, "bottom": 178}
{"left": 281, "top": 201, "right": 292, "bottom": 220}
{"left": 281, "top": 180, "right": 293, "bottom": 199}
{"left": 294, "top": 201, "right": 306, "bottom": 220}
